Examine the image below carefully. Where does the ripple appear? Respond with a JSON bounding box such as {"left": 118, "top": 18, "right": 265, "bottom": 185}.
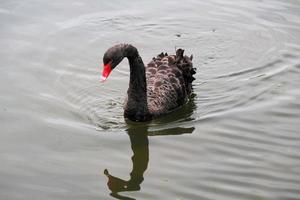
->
{"left": 215, "top": 59, "right": 283, "bottom": 79}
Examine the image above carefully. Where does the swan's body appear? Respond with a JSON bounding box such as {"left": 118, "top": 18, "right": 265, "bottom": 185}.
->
{"left": 102, "top": 44, "right": 196, "bottom": 122}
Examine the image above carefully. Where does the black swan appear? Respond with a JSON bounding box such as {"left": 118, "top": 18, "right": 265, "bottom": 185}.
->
{"left": 101, "top": 44, "right": 196, "bottom": 122}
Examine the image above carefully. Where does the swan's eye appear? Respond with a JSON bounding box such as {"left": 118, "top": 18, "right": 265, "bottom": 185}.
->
{"left": 103, "top": 58, "right": 111, "bottom": 65}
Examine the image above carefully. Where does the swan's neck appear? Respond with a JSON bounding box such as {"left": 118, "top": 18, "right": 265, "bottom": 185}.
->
{"left": 124, "top": 54, "right": 150, "bottom": 121}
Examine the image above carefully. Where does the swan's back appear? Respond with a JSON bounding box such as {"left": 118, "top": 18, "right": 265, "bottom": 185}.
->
{"left": 146, "top": 49, "right": 196, "bottom": 116}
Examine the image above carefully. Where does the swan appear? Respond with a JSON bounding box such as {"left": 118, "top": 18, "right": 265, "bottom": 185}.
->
{"left": 101, "top": 44, "right": 196, "bottom": 122}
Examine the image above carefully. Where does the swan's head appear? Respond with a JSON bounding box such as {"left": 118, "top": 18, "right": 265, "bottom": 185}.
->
{"left": 101, "top": 44, "right": 125, "bottom": 82}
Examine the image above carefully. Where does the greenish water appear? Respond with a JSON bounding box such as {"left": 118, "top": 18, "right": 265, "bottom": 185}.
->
{"left": 1, "top": 0, "right": 300, "bottom": 199}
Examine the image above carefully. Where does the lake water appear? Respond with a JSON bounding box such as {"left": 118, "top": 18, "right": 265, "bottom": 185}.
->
{"left": 1, "top": 0, "right": 300, "bottom": 199}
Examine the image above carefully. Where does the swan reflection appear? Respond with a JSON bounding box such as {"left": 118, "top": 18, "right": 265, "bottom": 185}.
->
{"left": 104, "top": 125, "right": 194, "bottom": 200}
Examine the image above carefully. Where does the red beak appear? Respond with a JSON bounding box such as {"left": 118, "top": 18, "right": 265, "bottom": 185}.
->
{"left": 101, "top": 62, "right": 112, "bottom": 82}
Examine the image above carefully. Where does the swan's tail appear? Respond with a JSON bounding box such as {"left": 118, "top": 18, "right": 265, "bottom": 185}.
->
{"left": 175, "top": 48, "right": 196, "bottom": 94}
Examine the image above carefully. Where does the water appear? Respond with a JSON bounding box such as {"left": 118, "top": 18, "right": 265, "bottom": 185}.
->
{"left": 1, "top": 0, "right": 300, "bottom": 199}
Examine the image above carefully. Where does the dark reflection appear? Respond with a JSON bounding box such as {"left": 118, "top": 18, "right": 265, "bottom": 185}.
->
{"left": 104, "top": 125, "right": 149, "bottom": 200}
{"left": 104, "top": 93, "right": 196, "bottom": 199}
{"left": 104, "top": 125, "right": 194, "bottom": 199}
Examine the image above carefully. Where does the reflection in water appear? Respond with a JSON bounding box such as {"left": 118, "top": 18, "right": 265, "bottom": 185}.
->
{"left": 104, "top": 125, "right": 194, "bottom": 199}
{"left": 104, "top": 126, "right": 149, "bottom": 200}
{"left": 104, "top": 94, "right": 196, "bottom": 199}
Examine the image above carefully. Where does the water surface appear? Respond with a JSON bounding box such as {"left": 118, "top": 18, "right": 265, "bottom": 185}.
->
{"left": 1, "top": 0, "right": 300, "bottom": 199}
